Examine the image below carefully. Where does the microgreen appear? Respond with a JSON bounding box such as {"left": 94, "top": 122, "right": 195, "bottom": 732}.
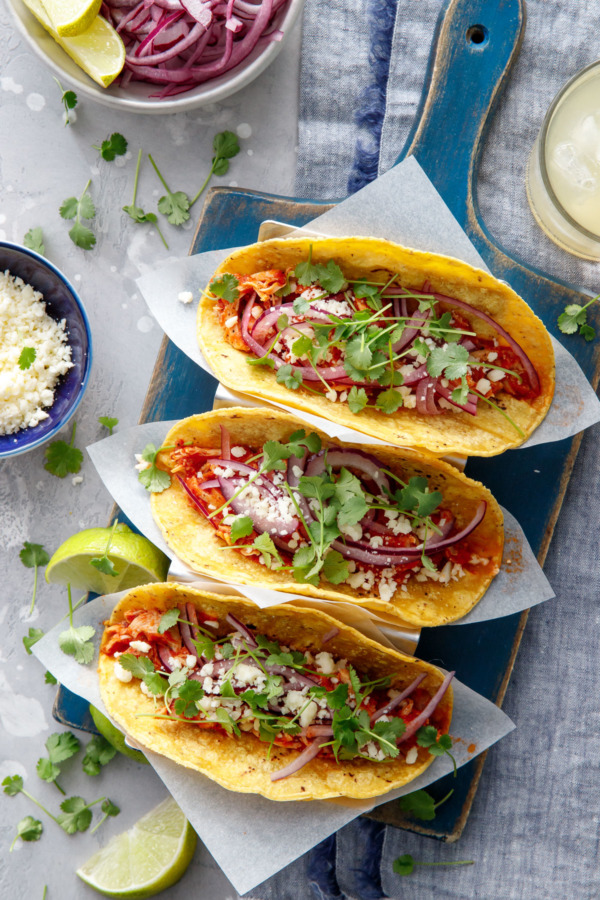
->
{"left": 9, "top": 815, "right": 43, "bottom": 851}
{"left": 557, "top": 293, "right": 599, "bottom": 341}
{"left": 90, "top": 798, "right": 120, "bottom": 834}
{"left": 398, "top": 787, "right": 454, "bottom": 821}
{"left": 24, "top": 226, "right": 45, "bottom": 255}
{"left": 123, "top": 150, "right": 168, "bottom": 248}
{"left": 416, "top": 725, "right": 457, "bottom": 775}
{"left": 148, "top": 154, "right": 190, "bottom": 226}
{"left": 393, "top": 853, "right": 474, "bottom": 876}
{"left": 44, "top": 421, "right": 83, "bottom": 478}
{"left": 36, "top": 731, "right": 81, "bottom": 794}
{"left": 20, "top": 541, "right": 50, "bottom": 615}
{"left": 58, "top": 585, "right": 96, "bottom": 665}
{"left": 60, "top": 180, "right": 96, "bottom": 250}
{"left": 93, "top": 132, "right": 127, "bottom": 162}
{"left": 18, "top": 346, "right": 36, "bottom": 370}
{"left": 54, "top": 78, "right": 77, "bottom": 125}
{"left": 98, "top": 416, "right": 119, "bottom": 435}
{"left": 230, "top": 515, "right": 254, "bottom": 542}
{"left": 208, "top": 273, "right": 240, "bottom": 304}
{"left": 23, "top": 627, "right": 45, "bottom": 655}
{"left": 82, "top": 735, "right": 117, "bottom": 776}
{"left": 190, "top": 130, "right": 241, "bottom": 207}
{"left": 90, "top": 520, "right": 119, "bottom": 578}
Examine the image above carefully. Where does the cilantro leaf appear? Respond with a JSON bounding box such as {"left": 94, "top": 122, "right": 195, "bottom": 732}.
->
{"left": 23, "top": 227, "right": 45, "bottom": 255}
{"left": 286, "top": 429, "right": 321, "bottom": 457}
{"left": 347, "top": 386, "right": 368, "bottom": 414}
{"left": 291, "top": 334, "right": 313, "bottom": 359}
{"left": 117, "top": 653, "right": 155, "bottom": 678}
{"left": 90, "top": 798, "right": 120, "bottom": 834}
{"left": 316, "top": 259, "right": 345, "bottom": 293}
{"left": 44, "top": 422, "right": 83, "bottom": 477}
{"left": 46, "top": 731, "right": 80, "bottom": 764}
{"left": 59, "top": 197, "right": 79, "bottom": 219}
{"left": 417, "top": 726, "right": 456, "bottom": 774}
{"left": 230, "top": 515, "right": 254, "bottom": 542}
{"left": 36, "top": 758, "right": 60, "bottom": 786}
{"left": 3, "top": 775, "right": 23, "bottom": 796}
{"left": 295, "top": 246, "right": 320, "bottom": 286}
{"left": 98, "top": 416, "right": 118, "bottom": 434}
{"left": 252, "top": 533, "right": 282, "bottom": 568}
{"left": 54, "top": 78, "right": 77, "bottom": 124}
{"left": 322, "top": 549, "right": 350, "bottom": 585}
{"left": 137, "top": 442, "right": 171, "bottom": 493}
{"left": 580, "top": 323, "right": 596, "bottom": 341}
{"left": 23, "top": 627, "right": 44, "bottom": 655}
{"left": 398, "top": 787, "right": 453, "bottom": 821}
{"left": 94, "top": 133, "right": 128, "bottom": 161}
{"left": 393, "top": 854, "right": 415, "bottom": 876}
{"left": 149, "top": 154, "right": 190, "bottom": 226}
{"left": 11, "top": 816, "right": 43, "bottom": 849}
{"left": 213, "top": 130, "right": 240, "bottom": 160}
{"left": 57, "top": 796, "right": 93, "bottom": 834}
{"left": 45, "top": 671, "right": 58, "bottom": 685}
{"left": 276, "top": 364, "right": 302, "bottom": 390}
{"left": 346, "top": 335, "right": 372, "bottom": 372}
{"left": 293, "top": 296, "right": 310, "bottom": 315}
{"left": 173, "top": 680, "right": 204, "bottom": 717}
{"left": 262, "top": 439, "right": 293, "bottom": 471}
{"left": 18, "top": 347, "right": 36, "bottom": 369}
{"left": 158, "top": 608, "right": 180, "bottom": 634}
{"left": 60, "top": 180, "right": 96, "bottom": 250}
{"left": 215, "top": 707, "right": 241, "bottom": 736}
{"left": 90, "top": 556, "right": 118, "bottom": 576}
{"left": 376, "top": 388, "right": 403, "bottom": 414}
{"left": 82, "top": 736, "right": 117, "bottom": 777}
{"left": 20, "top": 541, "right": 49, "bottom": 569}
{"left": 427, "top": 343, "right": 469, "bottom": 380}
{"left": 395, "top": 476, "right": 442, "bottom": 518}
{"left": 208, "top": 273, "right": 240, "bottom": 304}
{"left": 557, "top": 303, "right": 588, "bottom": 335}
{"left": 69, "top": 222, "right": 96, "bottom": 250}
{"left": 58, "top": 625, "right": 95, "bottom": 664}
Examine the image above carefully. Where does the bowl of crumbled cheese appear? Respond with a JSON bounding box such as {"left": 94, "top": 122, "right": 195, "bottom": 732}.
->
{"left": 0, "top": 242, "right": 92, "bottom": 458}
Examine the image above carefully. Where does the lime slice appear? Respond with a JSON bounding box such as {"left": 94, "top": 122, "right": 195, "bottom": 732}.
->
{"left": 39, "top": 0, "right": 102, "bottom": 37}
{"left": 89, "top": 705, "right": 149, "bottom": 765}
{"left": 77, "top": 797, "right": 197, "bottom": 899}
{"left": 22, "top": 0, "right": 125, "bottom": 87}
{"left": 45, "top": 523, "right": 170, "bottom": 595}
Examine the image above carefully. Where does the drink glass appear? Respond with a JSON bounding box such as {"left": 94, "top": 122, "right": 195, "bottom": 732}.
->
{"left": 527, "top": 60, "right": 600, "bottom": 260}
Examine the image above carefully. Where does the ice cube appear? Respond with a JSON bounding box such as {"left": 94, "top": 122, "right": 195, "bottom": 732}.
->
{"left": 551, "top": 142, "right": 597, "bottom": 191}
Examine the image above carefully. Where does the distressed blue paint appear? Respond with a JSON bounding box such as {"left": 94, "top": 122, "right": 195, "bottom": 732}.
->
{"left": 55, "top": 0, "right": 598, "bottom": 845}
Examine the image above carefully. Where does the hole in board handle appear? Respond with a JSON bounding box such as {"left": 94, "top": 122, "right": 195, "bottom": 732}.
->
{"left": 466, "top": 24, "right": 489, "bottom": 46}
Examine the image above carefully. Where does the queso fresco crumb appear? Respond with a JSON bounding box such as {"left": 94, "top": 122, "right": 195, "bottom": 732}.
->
{"left": 0, "top": 270, "right": 72, "bottom": 434}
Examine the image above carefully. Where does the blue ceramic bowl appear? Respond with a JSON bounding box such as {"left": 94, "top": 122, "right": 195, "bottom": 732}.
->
{"left": 0, "top": 243, "right": 92, "bottom": 459}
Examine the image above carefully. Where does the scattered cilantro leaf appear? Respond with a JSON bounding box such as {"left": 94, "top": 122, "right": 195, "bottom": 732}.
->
{"left": 149, "top": 154, "right": 190, "bottom": 226}
{"left": 24, "top": 226, "right": 45, "bottom": 255}
{"left": 82, "top": 736, "right": 117, "bottom": 776}
{"left": 190, "top": 130, "right": 241, "bottom": 207}
{"left": 45, "top": 671, "right": 57, "bottom": 685}
{"left": 44, "top": 421, "right": 83, "bottom": 478}
{"left": 90, "top": 798, "right": 120, "bottom": 834}
{"left": 10, "top": 815, "right": 43, "bottom": 850}
{"left": 230, "top": 515, "right": 254, "bottom": 542}
{"left": 123, "top": 150, "right": 168, "bottom": 249}
{"left": 18, "top": 347, "right": 37, "bottom": 370}
{"left": 60, "top": 180, "right": 96, "bottom": 250}
{"left": 93, "top": 133, "right": 127, "bottom": 161}
{"left": 393, "top": 852, "right": 474, "bottom": 876}
{"left": 3, "top": 775, "right": 24, "bottom": 796}
{"left": 398, "top": 788, "right": 454, "bottom": 821}
{"left": 54, "top": 77, "right": 77, "bottom": 125}
{"left": 20, "top": 541, "right": 49, "bottom": 615}
{"left": 580, "top": 323, "right": 596, "bottom": 341}
{"left": 58, "top": 585, "right": 96, "bottom": 665}
{"left": 417, "top": 726, "right": 457, "bottom": 775}
{"left": 57, "top": 796, "right": 98, "bottom": 834}
{"left": 208, "top": 273, "right": 240, "bottom": 304}
{"left": 23, "top": 627, "right": 44, "bottom": 655}
{"left": 98, "top": 416, "right": 118, "bottom": 435}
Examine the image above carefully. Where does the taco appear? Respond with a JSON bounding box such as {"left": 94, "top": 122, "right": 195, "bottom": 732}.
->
{"left": 99, "top": 583, "right": 454, "bottom": 801}
{"left": 197, "top": 236, "right": 554, "bottom": 456}
{"left": 146, "top": 408, "right": 504, "bottom": 628}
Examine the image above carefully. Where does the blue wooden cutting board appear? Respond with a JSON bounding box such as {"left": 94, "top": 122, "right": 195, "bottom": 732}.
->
{"left": 55, "top": 0, "right": 600, "bottom": 842}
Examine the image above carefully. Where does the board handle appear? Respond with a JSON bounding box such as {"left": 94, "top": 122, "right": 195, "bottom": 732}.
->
{"left": 395, "top": 0, "right": 525, "bottom": 228}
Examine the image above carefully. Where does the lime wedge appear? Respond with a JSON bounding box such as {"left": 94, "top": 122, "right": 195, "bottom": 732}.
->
{"left": 89, "top": 705, "right": 148, "bottom": 765}
{"left": 45, "top": 523, "right": 170, "bottom": 595}
{"left": 77, "top": 798, "right": 197, "bottom": 898}
{"left": 39, "top": 0, "right": 102, "bottom": 37}
{"left": 22, "top": 0, "right": 125, "bottom": 87}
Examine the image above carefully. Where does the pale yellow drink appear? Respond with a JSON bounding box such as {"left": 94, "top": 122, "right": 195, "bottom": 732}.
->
{"left": 527, "top": 60, "right": 600, "bottom": 260}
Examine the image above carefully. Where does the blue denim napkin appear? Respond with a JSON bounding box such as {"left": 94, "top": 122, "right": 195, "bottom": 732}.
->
{"left": 246, "top": 2, "right": 600, "bottom": 897}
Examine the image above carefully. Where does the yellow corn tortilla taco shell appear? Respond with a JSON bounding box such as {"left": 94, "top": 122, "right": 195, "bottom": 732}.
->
{"left": 150, "top": 408, "right": 504, "bottom": 628}
{"left": 197, "top": 237, "right": 554, "bottom": 457}
{"left": 99, "top": 583, "right": 453, "bottom": 801}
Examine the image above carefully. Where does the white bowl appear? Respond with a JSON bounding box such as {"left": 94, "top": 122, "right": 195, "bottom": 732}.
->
{"left": 6, "top": 0, "right": 305, "bottom": 114}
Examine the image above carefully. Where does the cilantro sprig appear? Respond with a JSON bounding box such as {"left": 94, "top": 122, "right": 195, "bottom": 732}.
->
{"left": 9, "top": 815, "right": 43, "bottom": 851}
{"left": 137, "top": 441, "right": 182, "bottom": 493}
{"left": 398, "top": 787, "right": 454, "bottom": 821}
{"left": 189, "top": 131, "right": 241, "bottom": 208}
{"left": 60, "top": 180, "right": 96, "bottom": 250}
{"left": 54, "top": 78, "right": 77, "bottom": 125}
{"left": 416, "top": 725, "right": 457, "bottom": 775}
{"left": 90, "top": 520, "right": 119, "bottom": 579}
{"left": 82, "top": 736, "right": 117, "bottom": 776}
{"left": 2, "top": 775, "right": 107, "bottom": 836}
{"left": 208, "top": 273, "right": 240, "bottom": 304}
{"left": 23, "top": 227, "right": 45, "bottom": 255}
{"left": 148, "top": 154, "right": 190, "bottom": 226}
{"left": 393, "top": 853, "right": 474, "bottom": 877}
{"left": 20, "top": 541, "right": 49, "bottom": 615}
{"left": 44, "top": 421, "right": 83, "bottom": 478}
{"left": 557, "top": 293, "right": 599, "bottom": 341}
{"left": 36, "top": 732, "right": 81, "bottom": 794}
{"left": 98, "top": 415, "right": 119, "bottom": 435}
{"left": 58, "top": 585, "right": 95, "bottom": 665}
{"left": 93, "top": 132, "right": 127, "bottom": 162}
{"left": 123, "top": 149, "right": 168, "bottom": 249}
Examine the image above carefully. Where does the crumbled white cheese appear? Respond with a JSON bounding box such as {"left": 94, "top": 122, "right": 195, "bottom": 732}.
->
{"left": 177, "top": 291, "right": 194, "bottom": 304}
{"left": 129, "top": 640, "right": 151, "bottom": 653}
{"left": 185, "top": 655, "right": 197, "bottom": 668}
{"left": 71, "top": 475, "right": 83, "bottom": 485}
{"left": 134, "top": 453, "right": 151, "bottom": 472}
{"left": 487, "top": 351, "right": 498, "bottom": 362}
{"left": 234, "top": 663, "right": 265, "bottom": 687}
{"left": 405, "top": 746, "right": 418, "bottom": 765}
{"left": 311, "top": 297, "right": 352, "bottom": 317}
{"left": 113, "top": 661, "right": 132, "bottom": 683}
{"left": 300, "top": 700, "right": 318, "bottom": 729}
{"left": 168, "top": 656, "right": 182, "bottom": 669}
{"left": 0, "top": 269, "right": 73, "bottom": 434}
{"left": 224, "top": 315, "right": 238, "bottom": 329}
{"left": 230, "top": 446, "right": 245, "bottom": 458}
{"left": 488, "top": 369, "right": 505, "bottom": 382}
{"left": 369, "top": 535, "right": 384, "bottom": 548}
{"left": 315, "top": 651, "right": 335, "bottom": 675}
{"left": 475, "top": 377, "right": 491, "bottom": 394}
{"left": 341, "top": 522, "right": 362, "bottom": 542}
{"left": 325, "top": 390, "right": 337, "bottom": 403}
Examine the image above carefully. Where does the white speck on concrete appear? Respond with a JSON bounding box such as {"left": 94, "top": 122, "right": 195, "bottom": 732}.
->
{"left": 26, "top": 93, "right": 45, "bottom": 112}
{"left": 74, "top": 274, "right": 82, "bottom": 281}
{"left": 236, "top": 123, "right": 252, "bottom": 138}
{"left": 72, "top": 475, "right": 83, "bottom": 485}
{"left": 247, "top": 149, "right": 254, "bottom": 156}
{"left": 137, "top": 316, "right": 154, "bottom": 333}
{"left": 0, "top": 214, "right": 6, "bottom": 224}
{"left": 115, "top": 156, "right": 127, "bottom": 168}
{"left": 122, "top": 303, "right": 128, "bottom": 309}
{"left": 0, "top": 671, "right": 48, "bottom": 737}
{"left": 0, "top": 760, "right": 27, "bottom": 782}
{"left": 111, "top": 266, "right": 117, "bottom": 273}
{"left": 229, "top": 181, "right": 238, "bottom": 187}
{"left": 1, "top": 77, "right": 22, "bottom": 94}
{"left": 90, "top": 165, "right": 100, "bottom": 176}
{"left": 0, "top": 230, "right": 6, "bottom": 241}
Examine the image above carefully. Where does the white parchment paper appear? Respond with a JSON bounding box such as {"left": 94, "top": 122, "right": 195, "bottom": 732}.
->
{"left": 86, "top": 421, "right": 555, "bottom": 628}
{"left": 136, "top": 157, "right": 600, "bottom": 449}
{"left": 32, "top": 586, "right": 514, "bottom": 894}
